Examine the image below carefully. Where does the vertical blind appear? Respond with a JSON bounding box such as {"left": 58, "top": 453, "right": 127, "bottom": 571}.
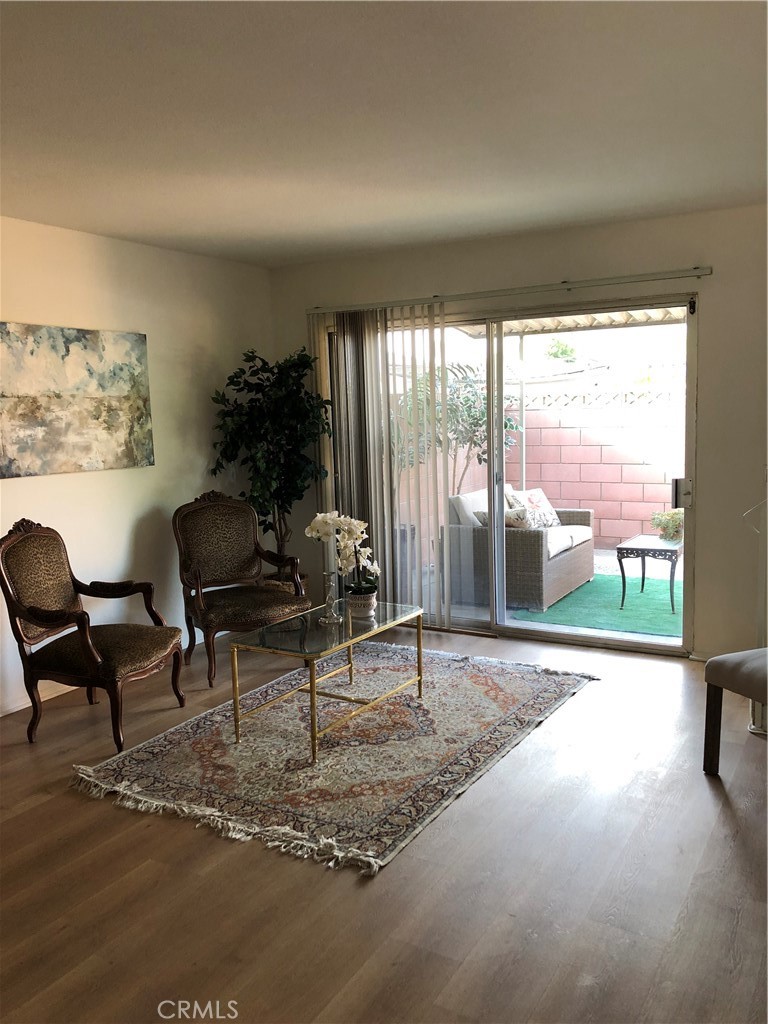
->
{"left": 309, "top": 303, "right": 455, "bottom": 627}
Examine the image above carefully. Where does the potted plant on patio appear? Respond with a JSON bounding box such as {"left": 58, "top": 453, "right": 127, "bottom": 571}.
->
{"left": 651, "top": 508, "right": 684, "bottom": 542}
{"left": 211, "top": 348, "right": 332, "bottom": 567}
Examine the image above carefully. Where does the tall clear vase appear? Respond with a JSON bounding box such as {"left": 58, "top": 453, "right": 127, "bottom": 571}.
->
{"left": 318, "top": 571, "right": 342, "bottom": 624}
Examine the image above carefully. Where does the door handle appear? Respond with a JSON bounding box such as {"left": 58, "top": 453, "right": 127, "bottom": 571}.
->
{"left": 672, "top": 478, "right": 693, "bottom": 508}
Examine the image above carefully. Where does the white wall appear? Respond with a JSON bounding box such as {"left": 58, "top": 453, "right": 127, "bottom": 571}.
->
{"left": 0, "top": 217, "right": 269, "bottom": 714}
{"left": 271, "top": 205, "right": 768, "bottom": 659}
{"left": 2, "top": 206, "right": 764, "bottom": 720}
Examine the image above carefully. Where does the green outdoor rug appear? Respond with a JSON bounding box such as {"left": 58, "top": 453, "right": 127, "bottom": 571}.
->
{"left": 512, "top": 573, "right": 683, "bottom": 636}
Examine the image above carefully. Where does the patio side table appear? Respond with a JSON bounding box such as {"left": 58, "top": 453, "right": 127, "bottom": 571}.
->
{"left": 616, "top": 534, "right": 683, "bottom": 614}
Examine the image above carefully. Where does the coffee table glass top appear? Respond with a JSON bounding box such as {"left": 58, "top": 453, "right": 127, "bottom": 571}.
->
{"left": 232, "top": 601, "right": 422, "bottom": 658}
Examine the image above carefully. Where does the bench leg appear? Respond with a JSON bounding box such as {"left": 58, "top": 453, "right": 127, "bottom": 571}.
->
{"left": 703, "top": 683, "right": 723, "bottom": 775}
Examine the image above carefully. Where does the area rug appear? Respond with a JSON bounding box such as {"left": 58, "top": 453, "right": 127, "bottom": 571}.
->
{"left": 71, "top": 642, "right": 595, "bottom": 874}
{"left": 513, "top": 573, "right": 683, "bottom": 636}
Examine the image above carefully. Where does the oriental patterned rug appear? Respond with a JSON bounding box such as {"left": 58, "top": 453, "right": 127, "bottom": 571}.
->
{"left": 71, "top": 642, "right": 595, "bottom": 874}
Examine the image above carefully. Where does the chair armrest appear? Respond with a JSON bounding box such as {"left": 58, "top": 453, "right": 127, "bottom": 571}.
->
{"left": 191, "top": 568, "right": 208, "bottom": 615}
{"left": 27, "top": 605, "right": 103, "bottom": 671}
{"left": 556, "top": 508, "right": 593, "bottom": 528}
{"left": 26, "top": 605, "right": 86, "bottom": 629}
{"left": 80, "top": 579, "right": 139, "bottom": 598}
{"left": 257, "top": 550, "right": 305, "bottom": 596}
{"left": 76, "top": 578, "right": 167, "bottom": 626}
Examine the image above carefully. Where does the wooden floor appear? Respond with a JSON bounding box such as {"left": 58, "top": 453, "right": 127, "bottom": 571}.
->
{"left": 1, "top": 629, "right": 765, "bottom": 1024}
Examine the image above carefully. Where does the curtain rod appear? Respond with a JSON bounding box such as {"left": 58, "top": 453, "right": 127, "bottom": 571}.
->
{"left": 307, "top": 266, "right": 713, "bottom": 315}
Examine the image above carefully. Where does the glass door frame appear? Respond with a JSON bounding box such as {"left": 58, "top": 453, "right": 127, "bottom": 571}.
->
{"left": 476, "top": 294, "right": 697, "bottom": 656}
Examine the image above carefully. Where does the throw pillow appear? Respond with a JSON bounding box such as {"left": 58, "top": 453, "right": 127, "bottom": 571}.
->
{"left": 504, "top": 505, "right": 529, "bottom": 529}
{"left": 471, "top": 507, "right": 529, "bottom": 528}
{"left": 505, "top": 493, "right": 531, "bottom": 528}
{"left": 509, "top": 488, "right": 561, "bottom": 529}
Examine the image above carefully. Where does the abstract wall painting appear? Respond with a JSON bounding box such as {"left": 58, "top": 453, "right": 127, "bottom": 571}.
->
{"left": 0, "top": 322, "right": 155, "bottom": 479}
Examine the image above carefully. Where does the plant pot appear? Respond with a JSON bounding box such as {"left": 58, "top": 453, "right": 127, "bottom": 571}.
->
{"left": 659, "top": 530, "right": 683, "bottom": 542}
{"left": 346, "top": 591, "right": 377, "bottom": 618}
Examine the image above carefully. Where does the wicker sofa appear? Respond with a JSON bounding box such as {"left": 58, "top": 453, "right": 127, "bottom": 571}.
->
{"left": 446, "top": 488, "right": 594, "bottom": 611}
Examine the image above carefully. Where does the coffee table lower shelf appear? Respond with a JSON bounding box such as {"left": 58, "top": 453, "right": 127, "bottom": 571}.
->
{"left": 229, "top": 602, "right": 423, "bottom": 762}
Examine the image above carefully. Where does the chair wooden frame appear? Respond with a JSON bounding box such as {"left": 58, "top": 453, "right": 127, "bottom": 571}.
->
{"left": 0, "top": 519, "right": 184, "bottom": 752}
{"left": 172, "top": 492, "right": 310, "bottom": 686}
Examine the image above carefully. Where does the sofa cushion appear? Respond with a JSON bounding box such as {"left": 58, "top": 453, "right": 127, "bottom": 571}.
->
{"left": 567, "top": 524, "right": 593, "bottom": 549}
{"left": 545, "top": 524, "right": 593, "bottom": 560}
{"left": 546, "top": 526, "right": 574, "bottom": 558}
{"left": 705, "top": 648, "right": 767, "bottom": 702}
{"left": 509, "top": 488, "right": 561, "bottom": 528}
{"left": 449, "top": 492, "right": 484, "bottom": 526}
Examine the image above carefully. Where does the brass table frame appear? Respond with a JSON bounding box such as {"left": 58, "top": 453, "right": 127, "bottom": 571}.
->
{"left": 230, "top": 603, "right": 423, "bottom": 762}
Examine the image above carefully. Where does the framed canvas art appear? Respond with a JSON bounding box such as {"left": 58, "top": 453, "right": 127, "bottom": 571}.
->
{"left": 0, "top": 321, "right": 155, "bottom": 478}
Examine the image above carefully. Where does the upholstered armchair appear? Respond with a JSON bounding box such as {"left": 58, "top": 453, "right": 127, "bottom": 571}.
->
{"left": 0, "top": 519, "right": 184, "bottom": 752}
{"left": 172, "top": 492, "right": 311, "bottom": 686}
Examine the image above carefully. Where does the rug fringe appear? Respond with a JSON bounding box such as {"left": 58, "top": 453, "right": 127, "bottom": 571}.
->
{"left": 70, "top": 765, "right": 382, "bottom": 876}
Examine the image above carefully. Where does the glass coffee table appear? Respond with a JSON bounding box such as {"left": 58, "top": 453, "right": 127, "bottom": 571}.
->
{"left": 229, "top": 602, "right": 423, "bottom": 762}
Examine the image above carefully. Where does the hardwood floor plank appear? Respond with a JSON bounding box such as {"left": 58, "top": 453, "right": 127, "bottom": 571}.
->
{"left": 1, "top": 630, "right": 764, "bottom": 1024}
{"left": 526, "top": 920, "right": 665, "bottom": 1024}
{"left": 0, "top": 858, "right": 174, "bottom": 1016}
{"left": 1, "top": 815, "right": 169, "bottom": 945}
{"left": 638, "top": 886, "right": 766, "bottom": 1024}
{"left": 313, "top": 937, "right": 462, "bottom": 1024}
{"left": 9, "top": 953, "right": 126, "bottom": 1024}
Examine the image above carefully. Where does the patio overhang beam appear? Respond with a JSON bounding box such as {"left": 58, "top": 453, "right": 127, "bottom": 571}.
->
{"left": 458, "top": 306, "right": 689, "bottom": 339}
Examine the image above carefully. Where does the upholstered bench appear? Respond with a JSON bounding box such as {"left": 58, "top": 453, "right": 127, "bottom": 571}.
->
{"left": 703, "top": 648, "right": 767, "bottom": 775}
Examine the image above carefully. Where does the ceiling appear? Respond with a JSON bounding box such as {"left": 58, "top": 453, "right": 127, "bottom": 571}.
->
{"left": 1, "top": 2, "right": 765, "bottom": 269}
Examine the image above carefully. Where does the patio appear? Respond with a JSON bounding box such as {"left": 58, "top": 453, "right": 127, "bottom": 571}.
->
{"left": 390, "top": 309, "right": 688, "bottom": 643}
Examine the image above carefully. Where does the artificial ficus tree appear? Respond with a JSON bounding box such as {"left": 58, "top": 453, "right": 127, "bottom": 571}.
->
{"left": 211, "top": 348, "right": 332, "bottom": 557}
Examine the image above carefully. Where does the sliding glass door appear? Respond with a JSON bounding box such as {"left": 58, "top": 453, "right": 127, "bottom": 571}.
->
{"left": 491, "top": 303, "right": 691, "bottom": 649}
{"left": 316, "top": 296, "right": 693, "bottom": 652}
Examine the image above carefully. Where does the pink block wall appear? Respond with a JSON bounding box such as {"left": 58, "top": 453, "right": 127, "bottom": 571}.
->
{"left": 397, "top": 396, "right": 681, "bottom": 556}
{"left": 507, "top": 404, "right": 676, "bottom": 548}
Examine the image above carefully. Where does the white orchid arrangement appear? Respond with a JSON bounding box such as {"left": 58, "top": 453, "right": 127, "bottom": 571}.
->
{"left": 305, "top": 511, "right": 381, "bottom": 594}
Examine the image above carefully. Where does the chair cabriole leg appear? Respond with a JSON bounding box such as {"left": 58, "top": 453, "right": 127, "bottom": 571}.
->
{"left": 107, "top": 683, "right": 125, "bottom": 753}
{"left": 171, "top": 649, "right": 185, "bottom": 707}
{"left": 24, "top": 672, "right": 42, "bottom": 743}
{"left": 184, "top": 616, "right": 196, "bottom": 665}
{"left": 203, "top": 631, "right": 216, "bottom": 686}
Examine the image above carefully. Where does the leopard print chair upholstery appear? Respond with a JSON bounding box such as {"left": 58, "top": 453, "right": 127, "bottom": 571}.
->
{"left": 172, "top": 492, "right": 311, "bottom": 686}
{"left": 0, "top": 519, "right": 184, "bottom": 753}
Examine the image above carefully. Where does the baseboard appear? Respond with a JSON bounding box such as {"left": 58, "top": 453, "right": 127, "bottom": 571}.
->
{"left": 0, "top": 681, "right": 69, "bottom": 717}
